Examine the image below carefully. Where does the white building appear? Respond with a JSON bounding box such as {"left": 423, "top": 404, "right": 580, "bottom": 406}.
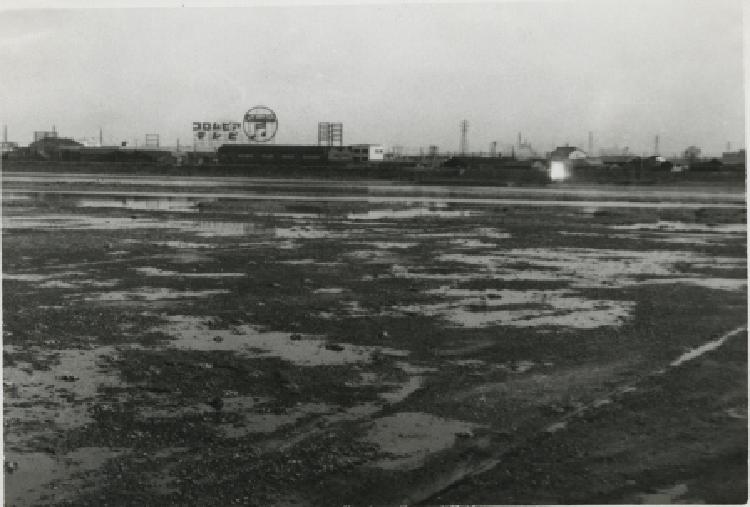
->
{"left": 349, "top": 144, "right": 384, "bottom": 162}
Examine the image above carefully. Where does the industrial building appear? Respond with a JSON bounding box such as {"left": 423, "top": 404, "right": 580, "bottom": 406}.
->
{"left": 216, "top": 144, "right": 384, "bottom": 165}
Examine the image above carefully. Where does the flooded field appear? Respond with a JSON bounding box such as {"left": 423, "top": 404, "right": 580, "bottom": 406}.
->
{"left": 3, "top": 172, "right": 747, "bottom": 505}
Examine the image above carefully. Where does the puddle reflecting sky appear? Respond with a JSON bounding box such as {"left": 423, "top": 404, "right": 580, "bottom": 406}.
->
{"left": 80, "top": 288, "right": 230, "bottom": 302}
{"left": 435, "top": 248, "right": 746, "bottom": 289}
{"left": 4, "top": 447, "right": 124, "bottom": 507}
{"left": 4, "top": 344, "right": 127, "bottom": 449}
{"left": 347, "top": 208, "right": 483, "bottom": 220}
{"left": 77, "top": 197, "right": 211, "bottom": 213}
{"left": 158, "top": 315, "right": 409, "bottom": 366}
{"left": 133, "top": 267, "right": 244, "bottom": 278}
{"left": 361, "top": 412, "right": 479, "bottom": 470}
{"left": 612, "top": 221, "right": 746, "bottom": 234}
{"left": 392, "top": 287, "right": 634, "bottom": 329}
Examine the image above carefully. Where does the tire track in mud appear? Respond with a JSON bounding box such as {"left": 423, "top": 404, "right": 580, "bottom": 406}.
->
{"left": 404, "top": 325, "right": 748, "bottom": 505}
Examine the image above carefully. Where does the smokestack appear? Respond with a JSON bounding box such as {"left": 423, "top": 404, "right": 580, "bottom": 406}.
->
{"left": 588, "top": 131, "right": 593, "bottom": 154}
{"left": 2, "top": 125, "right": 7, "bottom": 144}
{"left": 517, "top": 132, "right": 522, "bottom": 148}
{"left": 99, "top": 128, "right": 103, "bottom": 147}
{"left": 654, "top": 135, "right": 660, "bottom": 156}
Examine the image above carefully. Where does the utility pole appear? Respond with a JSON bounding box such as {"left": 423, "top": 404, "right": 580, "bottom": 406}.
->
{"left": 459, "top": 120, "right": 469, "bottom": 155}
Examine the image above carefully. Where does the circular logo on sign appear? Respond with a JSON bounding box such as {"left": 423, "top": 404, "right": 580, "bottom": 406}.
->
{"left": 242, "top": 106, "right": 278, "bottom": 143}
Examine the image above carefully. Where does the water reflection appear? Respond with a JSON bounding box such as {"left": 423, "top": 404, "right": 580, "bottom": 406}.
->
{"left": 361, "top": 412, "right": 479, "bottom": 470}
{"left": 77, "top": 197, "right": 210, "bottom": 213}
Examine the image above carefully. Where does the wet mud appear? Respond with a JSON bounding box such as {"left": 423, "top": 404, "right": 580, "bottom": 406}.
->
{"left": 3, "top": 172, "right": 746, "bottom": 505}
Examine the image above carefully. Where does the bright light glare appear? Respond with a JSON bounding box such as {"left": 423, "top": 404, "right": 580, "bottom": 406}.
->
{"left": 550, "top": 161, "right": 567, "bottom": 181}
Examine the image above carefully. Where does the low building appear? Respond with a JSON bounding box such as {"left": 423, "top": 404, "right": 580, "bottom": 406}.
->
{"left": 217, "top": 144, "right": 340, "bottom": 165}
{"left": 28, "top": 136, "right": 83, "bottom": 159}
{"left": 547, "top": 146, "right": 584, "bottom": 181}
{"left": 722, "top": 149, "right": 746, "bottom": 166}
{"left": 548, "top": 146, "right": 582, "bottom": 160}
{"left": 216, "top": 144, "right": 383, "bottom": 165}
{"left": 349, "top": 144, "right": 385, "bottom": 162}
{"left": 0, "top": 141, "right": 18, "bottom": 155}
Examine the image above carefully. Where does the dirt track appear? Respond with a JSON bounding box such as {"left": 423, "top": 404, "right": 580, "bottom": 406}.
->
{"left": 3, "top": 172, "right": 747, "bottom": 505}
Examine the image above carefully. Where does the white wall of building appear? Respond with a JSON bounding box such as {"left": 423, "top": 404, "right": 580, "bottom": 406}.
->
{"left": 368, "top": 144, "right": 384, "bottom": 161}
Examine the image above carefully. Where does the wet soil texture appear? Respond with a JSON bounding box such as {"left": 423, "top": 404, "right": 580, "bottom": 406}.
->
{"left": 3, "top": 172, "right": 747, "bottom": 505}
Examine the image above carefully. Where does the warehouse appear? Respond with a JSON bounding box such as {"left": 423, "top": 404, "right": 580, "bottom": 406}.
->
{"left": 216, "top": 144, "right": 384, "bottom": 165}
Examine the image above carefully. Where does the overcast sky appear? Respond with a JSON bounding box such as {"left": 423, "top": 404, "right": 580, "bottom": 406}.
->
{"left": 0, "top": 0, "right": 745, "bottom": 155}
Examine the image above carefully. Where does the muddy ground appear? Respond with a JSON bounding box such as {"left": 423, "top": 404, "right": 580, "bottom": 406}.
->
{"left": 2, "top": 172, "right": 747, "bottom": 505}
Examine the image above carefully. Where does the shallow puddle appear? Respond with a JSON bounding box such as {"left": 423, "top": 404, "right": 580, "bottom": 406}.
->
{"left": 368, "top": 241, "right": 418, "bottom": 249}
{"left": 449, "top": 239, "right": 498, "bottom": 249}
{"left": 153, "top": 240, "right": 218, "bottom": 249}
{"left": 362, "top": 412, "right": 479, "bottom": 470}
{"left": 274, "top": 226, "right": 335, "bottom": 239}
{"left": 77, "top": 197, "right": 208, "bottom": 213}
{"left": 81, "top": 288, "right": 229, "bottom": 302}
{"left": 312, "top": 287, "right": 346, "bottom": 294}
{"left": 4, "top": 447, "right": 124, "bottom": 507}
{"left": 4, "top": 345, "right": 126, "bottom": 449}
{"left": 4, "top": 271, "right": 120, "bottom": 290}
{"left": 436, "top": 248, "right": 746, "bottom": 289}
{"left": 345, "top": 249, "right": 404, "bottom": 264}
{"left": 158, "top": 316, "right": 409, "bottom": 366}
{"left": 133, "top": 267, "right": 244, "bottom": 278}
{"left": 636, "top": 483, "right": 689, "bottom": 504}
{"left": 613, "top": 221, "right": 745, "bottom": 234}
{"left": 347, "top": 208, "right": 482, "bottom": 220}
{"left": 392, "top": 287, "right": 634, "bottom": 329}
{"left": 642, "top": 277, "right": 747, "bottom": 292}
{"left": 2, "top": 213, "right": 264, "bottom": 239}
